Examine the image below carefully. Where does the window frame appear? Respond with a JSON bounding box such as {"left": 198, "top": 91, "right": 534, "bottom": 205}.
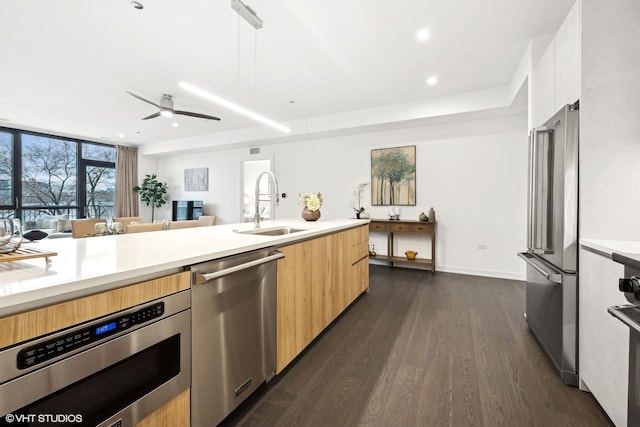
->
{"left": 0, "top": 126, "right": 116, "bottom": 221}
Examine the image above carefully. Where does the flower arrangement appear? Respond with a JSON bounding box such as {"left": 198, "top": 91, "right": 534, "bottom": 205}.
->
{"left": 298, "top": 192, "right": 323, "bottom": 212}
{"left": 352, "top": 183, "right": 369, "bottom": 218}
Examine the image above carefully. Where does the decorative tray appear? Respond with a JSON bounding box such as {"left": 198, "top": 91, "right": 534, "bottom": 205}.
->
{"left": 0, "top": 246, "right": 58, "bottom": 264}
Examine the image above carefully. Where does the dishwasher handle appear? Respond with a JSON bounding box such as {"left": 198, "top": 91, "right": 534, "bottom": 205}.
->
{"left": 193, "top": 251, "right": 285, "bottom": 285}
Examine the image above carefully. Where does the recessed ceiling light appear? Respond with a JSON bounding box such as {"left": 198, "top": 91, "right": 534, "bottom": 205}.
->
{"left": 427, "top": 76, "right": 438, "bottom": 86}
{"left": 172, "top": 122, "right": 179, "bottom": 128}
{"left": 118, "top": 133, "right": 125, "bottom": 138}
{"left": 416, "top": 29, "right": 430, "bottom": 42}
{"left": 179, "top": 82, "right": 291, "bottom": 133}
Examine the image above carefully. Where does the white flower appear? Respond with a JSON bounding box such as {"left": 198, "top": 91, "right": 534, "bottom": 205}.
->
{"left": 298, "top": 192, "right": 323, "bottom": 212}
{"left": 352, "top": 182, "right": 368, "bottom": 211}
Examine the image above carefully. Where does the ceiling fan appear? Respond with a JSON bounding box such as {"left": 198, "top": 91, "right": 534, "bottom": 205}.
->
{"left": 126, "top": 91, "right": 221, "bottom": 121}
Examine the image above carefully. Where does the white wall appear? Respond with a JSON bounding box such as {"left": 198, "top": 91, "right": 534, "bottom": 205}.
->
{"left": 150, "top": 113, "right": 528, "bottom": 280}
{"left": 580, "top": 0, "right": 640, "bottom": 240}
{"left": 578, "top": 1, "right": 640, "bottom": 425}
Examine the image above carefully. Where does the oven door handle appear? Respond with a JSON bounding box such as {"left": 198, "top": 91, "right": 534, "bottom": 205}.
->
{"left": 194, "top": 251, "right": 285, "bottom": 284}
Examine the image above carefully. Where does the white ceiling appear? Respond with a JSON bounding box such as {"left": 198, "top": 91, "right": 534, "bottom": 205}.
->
{"left": 0, "top": 0, "right": 575, "bottom": 150}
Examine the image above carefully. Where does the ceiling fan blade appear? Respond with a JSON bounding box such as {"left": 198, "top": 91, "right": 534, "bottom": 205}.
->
{"left": 174, "top": 110, "right": 221, "bottom": 121}
{"left": 127, "top": 91, "right": 161, "bottom": 109}
{"left": 142, "top": 112, "right": 161, "bottom": 120}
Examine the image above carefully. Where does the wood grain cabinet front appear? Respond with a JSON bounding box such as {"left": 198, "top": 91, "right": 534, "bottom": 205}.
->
{"left": 276, "top": 225, "right": 369, "bottom": 373}
{"left": 136, "top": 388, "right": 190, "bottom": 427}
{"left": 369, "top": 222, "right": 387, "bottom": 232}
{"left": 389, "top": 223, "right": 410, "bottom": 232}
{"left": 409, "top": 223, "right": 432, "bottom": 233}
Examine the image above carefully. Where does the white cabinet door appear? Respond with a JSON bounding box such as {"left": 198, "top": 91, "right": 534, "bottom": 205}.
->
{"left": 531, "top": 0, "right": 581, "bottom": 126}
{"left": 532, "top": 40, "right": 555, "bottom": 127}
{"left": 554, "top": 0, "right": 581, "bottom": 110}
{"left": 579, "top": 248, "right": 629, "bottom": 427}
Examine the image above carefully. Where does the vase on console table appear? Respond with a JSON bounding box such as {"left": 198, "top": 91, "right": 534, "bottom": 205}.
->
{"left": 302, "top": 207, "right": 321, "bottom": 221}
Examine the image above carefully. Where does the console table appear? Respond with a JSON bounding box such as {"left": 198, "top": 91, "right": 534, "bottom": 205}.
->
{"left": 369, "top": 219, "right": 436, "bottom": 273}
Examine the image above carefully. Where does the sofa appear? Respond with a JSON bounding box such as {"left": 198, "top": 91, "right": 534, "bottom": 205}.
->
{"left": 24, "top": 215, "right": 73, "bottom": 239}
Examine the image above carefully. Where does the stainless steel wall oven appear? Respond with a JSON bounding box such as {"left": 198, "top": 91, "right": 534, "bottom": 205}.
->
{"left": 0, "top": 290, "right": 191, "bottom": 427}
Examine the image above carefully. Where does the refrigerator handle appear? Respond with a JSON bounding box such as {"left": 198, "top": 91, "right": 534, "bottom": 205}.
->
{"left": 539, "top": 129, "right": 554, "bottom": 253}
{"left": 531, "top": 127, "right": 544, "bottom": 251}
{"left": 518, "top": 252, "right": 562, "bottom": 284}
{"left": 527, "top": 130, "right": 536, "bottom": 250}
{"left": 530, "top": 125, "right": 554, "bottom": 253}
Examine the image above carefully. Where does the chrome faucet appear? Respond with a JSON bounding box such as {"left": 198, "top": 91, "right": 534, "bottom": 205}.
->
{"left": 254, "top": 171, "right": 279, "bottom": 228}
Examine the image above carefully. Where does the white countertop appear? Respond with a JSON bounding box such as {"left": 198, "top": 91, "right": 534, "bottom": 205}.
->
{"left": 580, "top": 239, "right": 640, "bottom": 258}
{"left": 0, "top": 218, "right": 368, "bottom": 317}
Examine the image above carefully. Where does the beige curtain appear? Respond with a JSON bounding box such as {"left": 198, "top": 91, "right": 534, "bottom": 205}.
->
{"left": 115, "top": 145, "right": 139, "bottom": 217}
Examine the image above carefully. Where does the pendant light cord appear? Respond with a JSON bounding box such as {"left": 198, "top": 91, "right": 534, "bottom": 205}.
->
{"left": 237, "top": 14, "right": 240, "bottom": 85}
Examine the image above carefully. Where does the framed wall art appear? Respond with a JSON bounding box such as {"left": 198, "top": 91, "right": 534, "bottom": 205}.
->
{"left": 371, "top": 145, "right": 416, "bottom": 206}
{"left": 184, "top": 167, "right": 208, "bottom": 191}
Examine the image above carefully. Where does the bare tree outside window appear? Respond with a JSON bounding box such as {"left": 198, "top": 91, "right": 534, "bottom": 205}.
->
{"left": 84, "top": 144, "right": 115, "bottom": 219}
{"left": 0, "top": 132, "right": 12, "bottom": 206}
{"left": 21, "top": 135, "right": 77, "bottom": 217}
{"left": 83, "top": 143, "right": 115, "bottom": 162}
{"left": 1, "top": 128, "right": 116, "bottom": 223}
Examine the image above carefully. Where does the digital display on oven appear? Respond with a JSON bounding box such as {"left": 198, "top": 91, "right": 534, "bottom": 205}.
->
{"left": 95, "top": 321, "right": 117, "bottom": 336}
{"left": 18, "top": 302, "right": 165, "bottom": 370}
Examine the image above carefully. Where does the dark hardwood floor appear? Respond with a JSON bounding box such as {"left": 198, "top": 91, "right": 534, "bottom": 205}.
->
{"left": 220, "top": 266, "right": 612, "bottom": 427}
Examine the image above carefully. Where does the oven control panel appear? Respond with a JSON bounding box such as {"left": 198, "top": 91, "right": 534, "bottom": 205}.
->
{"left": 17, "top": 302, "right": 164, "bottom": 369}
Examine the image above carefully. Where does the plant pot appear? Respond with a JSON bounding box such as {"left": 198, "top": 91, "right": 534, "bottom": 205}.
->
{"left": 302, "top": 207, "right": 321, "bottom": 221}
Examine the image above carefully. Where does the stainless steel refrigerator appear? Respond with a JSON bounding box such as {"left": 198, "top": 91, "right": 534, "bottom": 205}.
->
{"left": 518, "top": 101, "right": 579, "bottom": 386}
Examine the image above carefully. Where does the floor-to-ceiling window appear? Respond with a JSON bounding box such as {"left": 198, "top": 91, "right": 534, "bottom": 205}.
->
{"left": 0, "top": 131, "right": 13, "bottom": 212}
{"left": 0, "top": 127, "right": 116, "bottom": 224}
{"left": 80, "top": 143, "right": 116, "bottom": 219}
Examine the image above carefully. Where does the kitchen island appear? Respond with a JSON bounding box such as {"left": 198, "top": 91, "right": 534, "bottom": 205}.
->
{"left": 0, "top": 218, "right": 369, "bottom": 426}
{"left": 0, "top": 218, "right": 368, "bottom": 317}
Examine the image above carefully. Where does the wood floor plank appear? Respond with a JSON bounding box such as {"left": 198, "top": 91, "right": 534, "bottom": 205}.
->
{"left": 221, "top": 266, "right": 612, "bottom": 427}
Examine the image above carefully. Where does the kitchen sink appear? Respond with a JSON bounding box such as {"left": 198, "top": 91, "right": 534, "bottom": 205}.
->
{"left": 238, "top": 227, "right": 309, "bottom": 236}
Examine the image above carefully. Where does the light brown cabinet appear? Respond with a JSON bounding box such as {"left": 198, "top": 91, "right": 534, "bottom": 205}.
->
{"left": 276, "top": 225, "right": 369, "bottom": 373}
{"left": 136, "top": 388, "right": 190, "bottom": 427}
{"left": 347, "top": 224, "right": 370, "bottom": 298}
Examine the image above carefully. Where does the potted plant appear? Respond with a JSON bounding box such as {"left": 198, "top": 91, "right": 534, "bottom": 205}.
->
{"left": 352, "top": 183, "right": 369, "bottom": 219}
{"left": 133, "top": 174, "right": 168, "bottom": 222}
{"left": 298, "top": 192, "right": 323, "bottom": 221}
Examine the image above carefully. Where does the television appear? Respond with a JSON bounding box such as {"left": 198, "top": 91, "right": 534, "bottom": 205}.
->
{"left": 172, "top": 200, "right": 203, "bottom": 221}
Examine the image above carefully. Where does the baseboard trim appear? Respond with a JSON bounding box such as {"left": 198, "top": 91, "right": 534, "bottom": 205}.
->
{"left": 433, "top": 265, "right": 525, "bottom": 281}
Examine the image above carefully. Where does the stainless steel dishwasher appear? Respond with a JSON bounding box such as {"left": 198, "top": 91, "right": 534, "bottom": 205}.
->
{"left": 190, "top": 248, "right": 284, "bottom": 427}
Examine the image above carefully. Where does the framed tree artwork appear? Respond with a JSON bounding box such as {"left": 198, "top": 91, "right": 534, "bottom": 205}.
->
{"left": 371, "top": 145, "right": 416, "bottom": 206}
